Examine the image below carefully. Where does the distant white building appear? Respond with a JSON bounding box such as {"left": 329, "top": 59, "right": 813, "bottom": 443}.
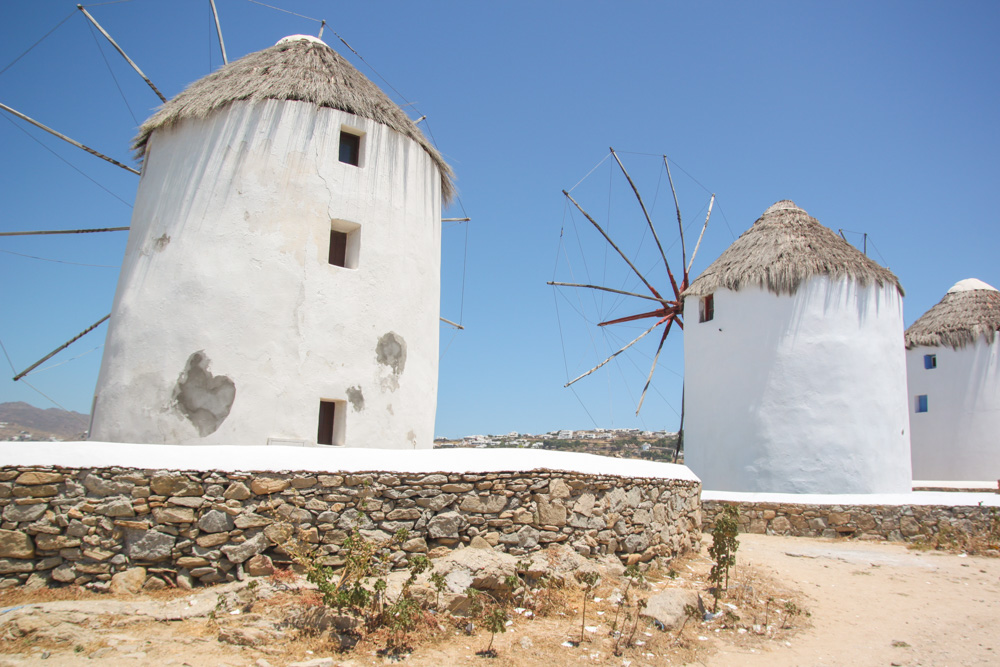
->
{"left": 683, "top": 200, "right": 911, "bottom": 494}
{"left": 906, "top": 279, "right": 1000, "bottom": 481}
{"left": 556, "top": 430, "right": 574, "bottom": 440}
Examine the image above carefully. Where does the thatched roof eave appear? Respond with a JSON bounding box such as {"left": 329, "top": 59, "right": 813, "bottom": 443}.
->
{"left": 904, "top": 287, "right": 1000, "bottom": 350}
{"left": 132, "top": 37, "right": 454, "bottom": 202}
{"left": 684, "top": 201, "right": 903, "bottom": 299}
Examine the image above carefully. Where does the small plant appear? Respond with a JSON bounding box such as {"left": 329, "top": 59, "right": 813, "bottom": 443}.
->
{"left": 611, "top": 563, "right": 644, "bottom": 649}
{"left": 577, "top": 571, "right": 600, "bottom": 644}
{"left": 478, "top": 607, "right": 507, "bottom": 657}
{"left": 623, "top": 597, "right": 647, "bottom": 648}
{"left": 709, "top": 504, "right": 740, "bottom": 611}
{"left": 781, "top": 601, "right": 808, "bottom": 629}
{"left": 430, "top": 571, "right": 447, "bottom": 610}
{"left": 673, "top": 603, "right": 701, "bottom": 644}
{"left": 466, "top": 586, "right": 485, "bottom": 619}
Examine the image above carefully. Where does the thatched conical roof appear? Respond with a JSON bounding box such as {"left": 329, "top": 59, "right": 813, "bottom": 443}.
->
{"left": 684, "top": 200, "right": 903, "bottom": 297}
{"left": 904, "top": 279, "right": 1000, "bottom": 350}
{"left": 133, "top": 35, "right": 454, "bottom": 202}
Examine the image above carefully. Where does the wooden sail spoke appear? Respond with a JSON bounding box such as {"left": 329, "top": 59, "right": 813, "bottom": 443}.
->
{"left": 598, "top": 305, "right": 678, "bottom": 327}
{"left": 564, "top": 316, "right": 668, "bottom": 388}
{"left": 562, "top": 190, "right": 663, "bottom": 301}
{"left": 635, "top": 316, "right": 674, "bottom": 415}
{"left": 77, "top": 5, "right": 166, "bottom": 103}
{"left": 663, "top": 156, "right": 686, "bottom": 279}
{"left": 0, "top": 102, "right": 140, "bottom": 174}
{"left": 547, "top": 282, "right": 667, "bottom": 304}
{"left": 610, "top": 148, "right": 679, "bottom": 298}
{"left": 687, "top": 193, "right": 715, "bottom": 275}
{"left": 12, "top": 314, "right": 110, "bottom": 381}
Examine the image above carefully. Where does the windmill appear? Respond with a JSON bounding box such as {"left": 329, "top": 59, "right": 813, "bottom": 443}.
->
{"left": 0, "top": 3, "right": 469, "bottom": 433}
{"left": 549, "top": 148, "right": 715, "bottom": 449}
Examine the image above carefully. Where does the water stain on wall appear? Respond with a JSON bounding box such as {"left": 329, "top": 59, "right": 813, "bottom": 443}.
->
{"left": 172, "top": 351, "right": 236, "bottom": 436}
{"left": 376, "top": 332, "right": 407, "bottom": 375}
{"left": 346, "top": 386, "right": 365, "bottom": 412}
{"left": 375, "top": 332, "right": 407, "bottom": 392}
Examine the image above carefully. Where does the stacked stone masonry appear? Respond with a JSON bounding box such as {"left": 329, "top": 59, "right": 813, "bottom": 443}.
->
{"left": 703, "top": 500, "right": 998, "bottom": 542}
{"left": 0, "top": 466, "right": 701, "bottom": 590}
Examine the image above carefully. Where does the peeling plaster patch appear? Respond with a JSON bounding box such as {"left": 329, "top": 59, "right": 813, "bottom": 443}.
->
{"left": 407, "top": 429, "right": 417, "bottom": 449}
{"left": 346, "top": 386, "right": 365, "bottom": 412}
{"left": 153, "top": 234, "right": 171, "bottom": 252}
{"left": 172, "top": 352, "right": 236, "bottom": 437}
{"left": 376, "top": 332, "right": 407, "bottom": 392}
{"left": 386, "top": 404, "right": 394, "bottom": 415}
{"left": 376, "top": 332, "right": 407, "bottom": 375}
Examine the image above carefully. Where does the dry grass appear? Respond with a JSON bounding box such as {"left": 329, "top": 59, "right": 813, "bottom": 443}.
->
{"left": 0, "top": 543, "right": 812, "bottom": 665}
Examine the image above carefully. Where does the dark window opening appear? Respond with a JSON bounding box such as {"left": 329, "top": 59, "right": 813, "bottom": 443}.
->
{"left": 915, "top": 395, "right": 928, "bottom": 413}
{"left": 700, "top": 294, "right": 715, "bottom": 323}
{"left": 329, "top": 230, "right": 348, "bottom": 266}
{"left": 339, "top": 131, "right": 361, "bottom": 166}
{"left": 924, "top": 354, "right": 937, "bottom": 370}
{"left": 318, "top": 400, "right": 337, "bottom": 445}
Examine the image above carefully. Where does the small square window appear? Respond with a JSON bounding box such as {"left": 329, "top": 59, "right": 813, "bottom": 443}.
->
{"left": 339, "top": 130, "right": 361, "bottom": 166}
{"left": 924, "top": 354, "right": 937, "bottom": 370}
{"left": 915, "top": 395, "right": 928, "bottom": 413}
{"left": 328, "top": 220, "right": 361, "bottom": 269}
{"left": 317, "top": 399, "right": 346, "bottom": 446}
{"left": 699, "top": 294, "right": 715, "bottom": 323}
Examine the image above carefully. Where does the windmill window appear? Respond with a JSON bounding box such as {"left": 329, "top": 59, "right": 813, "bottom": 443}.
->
{"left": 924, "top": 354, "right": 937, "bottom": 369}
{"left": 328, "top": 219, "right": 361, "bottom": 269}
{"left": 339, "top": 128, "right": 363, "bottom": 166}
{"left": 699, "top": 294, "right": 715, "bottom": 323}
{"left": 317, "top": 399, "right": 346, "bottom": 446}
{"left": 915, "top": 395, "right": 928, "bottom": 413}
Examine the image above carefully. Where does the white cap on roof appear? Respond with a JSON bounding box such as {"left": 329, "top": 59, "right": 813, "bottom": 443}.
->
{"left": 275, "top": 34, "right": 326, "bottom": 46}
{"left": 948, "top": 278, "right": 998, "bottom": 293}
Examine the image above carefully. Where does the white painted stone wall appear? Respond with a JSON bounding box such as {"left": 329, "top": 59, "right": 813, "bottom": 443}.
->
{"left": 907, "top": 338, "right": 1000, "bottom": 480}
{"left": 91, "top": 99, "right": 441, "bottom": 448}
{"left": 683, "top": 276, "right": 912, "bottom": 493}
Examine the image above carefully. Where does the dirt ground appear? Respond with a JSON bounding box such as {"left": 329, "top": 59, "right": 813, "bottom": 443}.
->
{"left": 0, "top": 534, "right": 997, "bottom": 666}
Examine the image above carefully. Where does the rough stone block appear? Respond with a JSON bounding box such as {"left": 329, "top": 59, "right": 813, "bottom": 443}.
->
{"left": 15, "top": 472, "right": 64, "bottom": 486}
{"left": 0, "top": 530, "right": 34, "bottom": 559}
{"left": 251, "top": 478, "right": 290, "bottom": 495}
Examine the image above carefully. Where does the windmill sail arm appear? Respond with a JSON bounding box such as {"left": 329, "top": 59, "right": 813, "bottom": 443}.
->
{"left": 563, "top": 316, "right": 668, "bottom": 388}
{"left": 686, "top": 193, "right": 714, "bottom": 274}
{"left": 547, "top": 282, "right": 666, "bottom": 304}
{"left": 562, "top": 190, "right": 663, "bottom": 301}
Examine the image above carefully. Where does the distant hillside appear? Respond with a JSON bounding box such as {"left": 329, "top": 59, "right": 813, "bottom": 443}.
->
{"left": 0, "top": 402, "right": 89, "bottom": 441}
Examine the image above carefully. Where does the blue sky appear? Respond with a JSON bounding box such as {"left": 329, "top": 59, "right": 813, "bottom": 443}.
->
{"left": 1, "top": 1, "right": 997, "bottom": 438}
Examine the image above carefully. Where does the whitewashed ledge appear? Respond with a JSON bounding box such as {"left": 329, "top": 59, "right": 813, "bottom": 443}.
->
{"left": 0, "top": 441, "right": 699, "bottom": 482}
{"left": 703, "top": 489, "right": 1000, "bottom": 508}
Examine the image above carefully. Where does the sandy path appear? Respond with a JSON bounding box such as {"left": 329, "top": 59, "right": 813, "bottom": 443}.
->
{"left": 708, "top": 534, "right": 1000, "bottom": 667}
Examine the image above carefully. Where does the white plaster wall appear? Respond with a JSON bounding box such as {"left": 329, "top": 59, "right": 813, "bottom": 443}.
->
{"left": 91, "top": 99, "right": 441, "bottom": 448}
{"left": 683, "top": 277, "right": 912, "bottom": 493}
{"left": 907, "top": 339, "right": 1000, "bottom": 480}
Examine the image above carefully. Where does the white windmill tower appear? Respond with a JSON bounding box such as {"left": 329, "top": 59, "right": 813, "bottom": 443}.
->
{"left": 905, "top": 279, "right": 1000, "bottom": 481}
{"left": 682, "top": 200, "right": 912, "bottom": 493}
{"left": 89, "top": 35, "right": 454, "bottom": 448}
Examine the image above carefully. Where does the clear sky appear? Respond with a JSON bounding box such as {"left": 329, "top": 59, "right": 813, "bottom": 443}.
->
{"left": 1, "top": 1, "right": 998, "bottom": 439}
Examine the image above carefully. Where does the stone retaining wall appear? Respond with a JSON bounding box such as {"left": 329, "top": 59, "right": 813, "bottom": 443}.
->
{"left": 702, "top": 499, "right": 998, "bottom": 542}
{"left": 0, "top": 466, "right": 701, "bottom": 590}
